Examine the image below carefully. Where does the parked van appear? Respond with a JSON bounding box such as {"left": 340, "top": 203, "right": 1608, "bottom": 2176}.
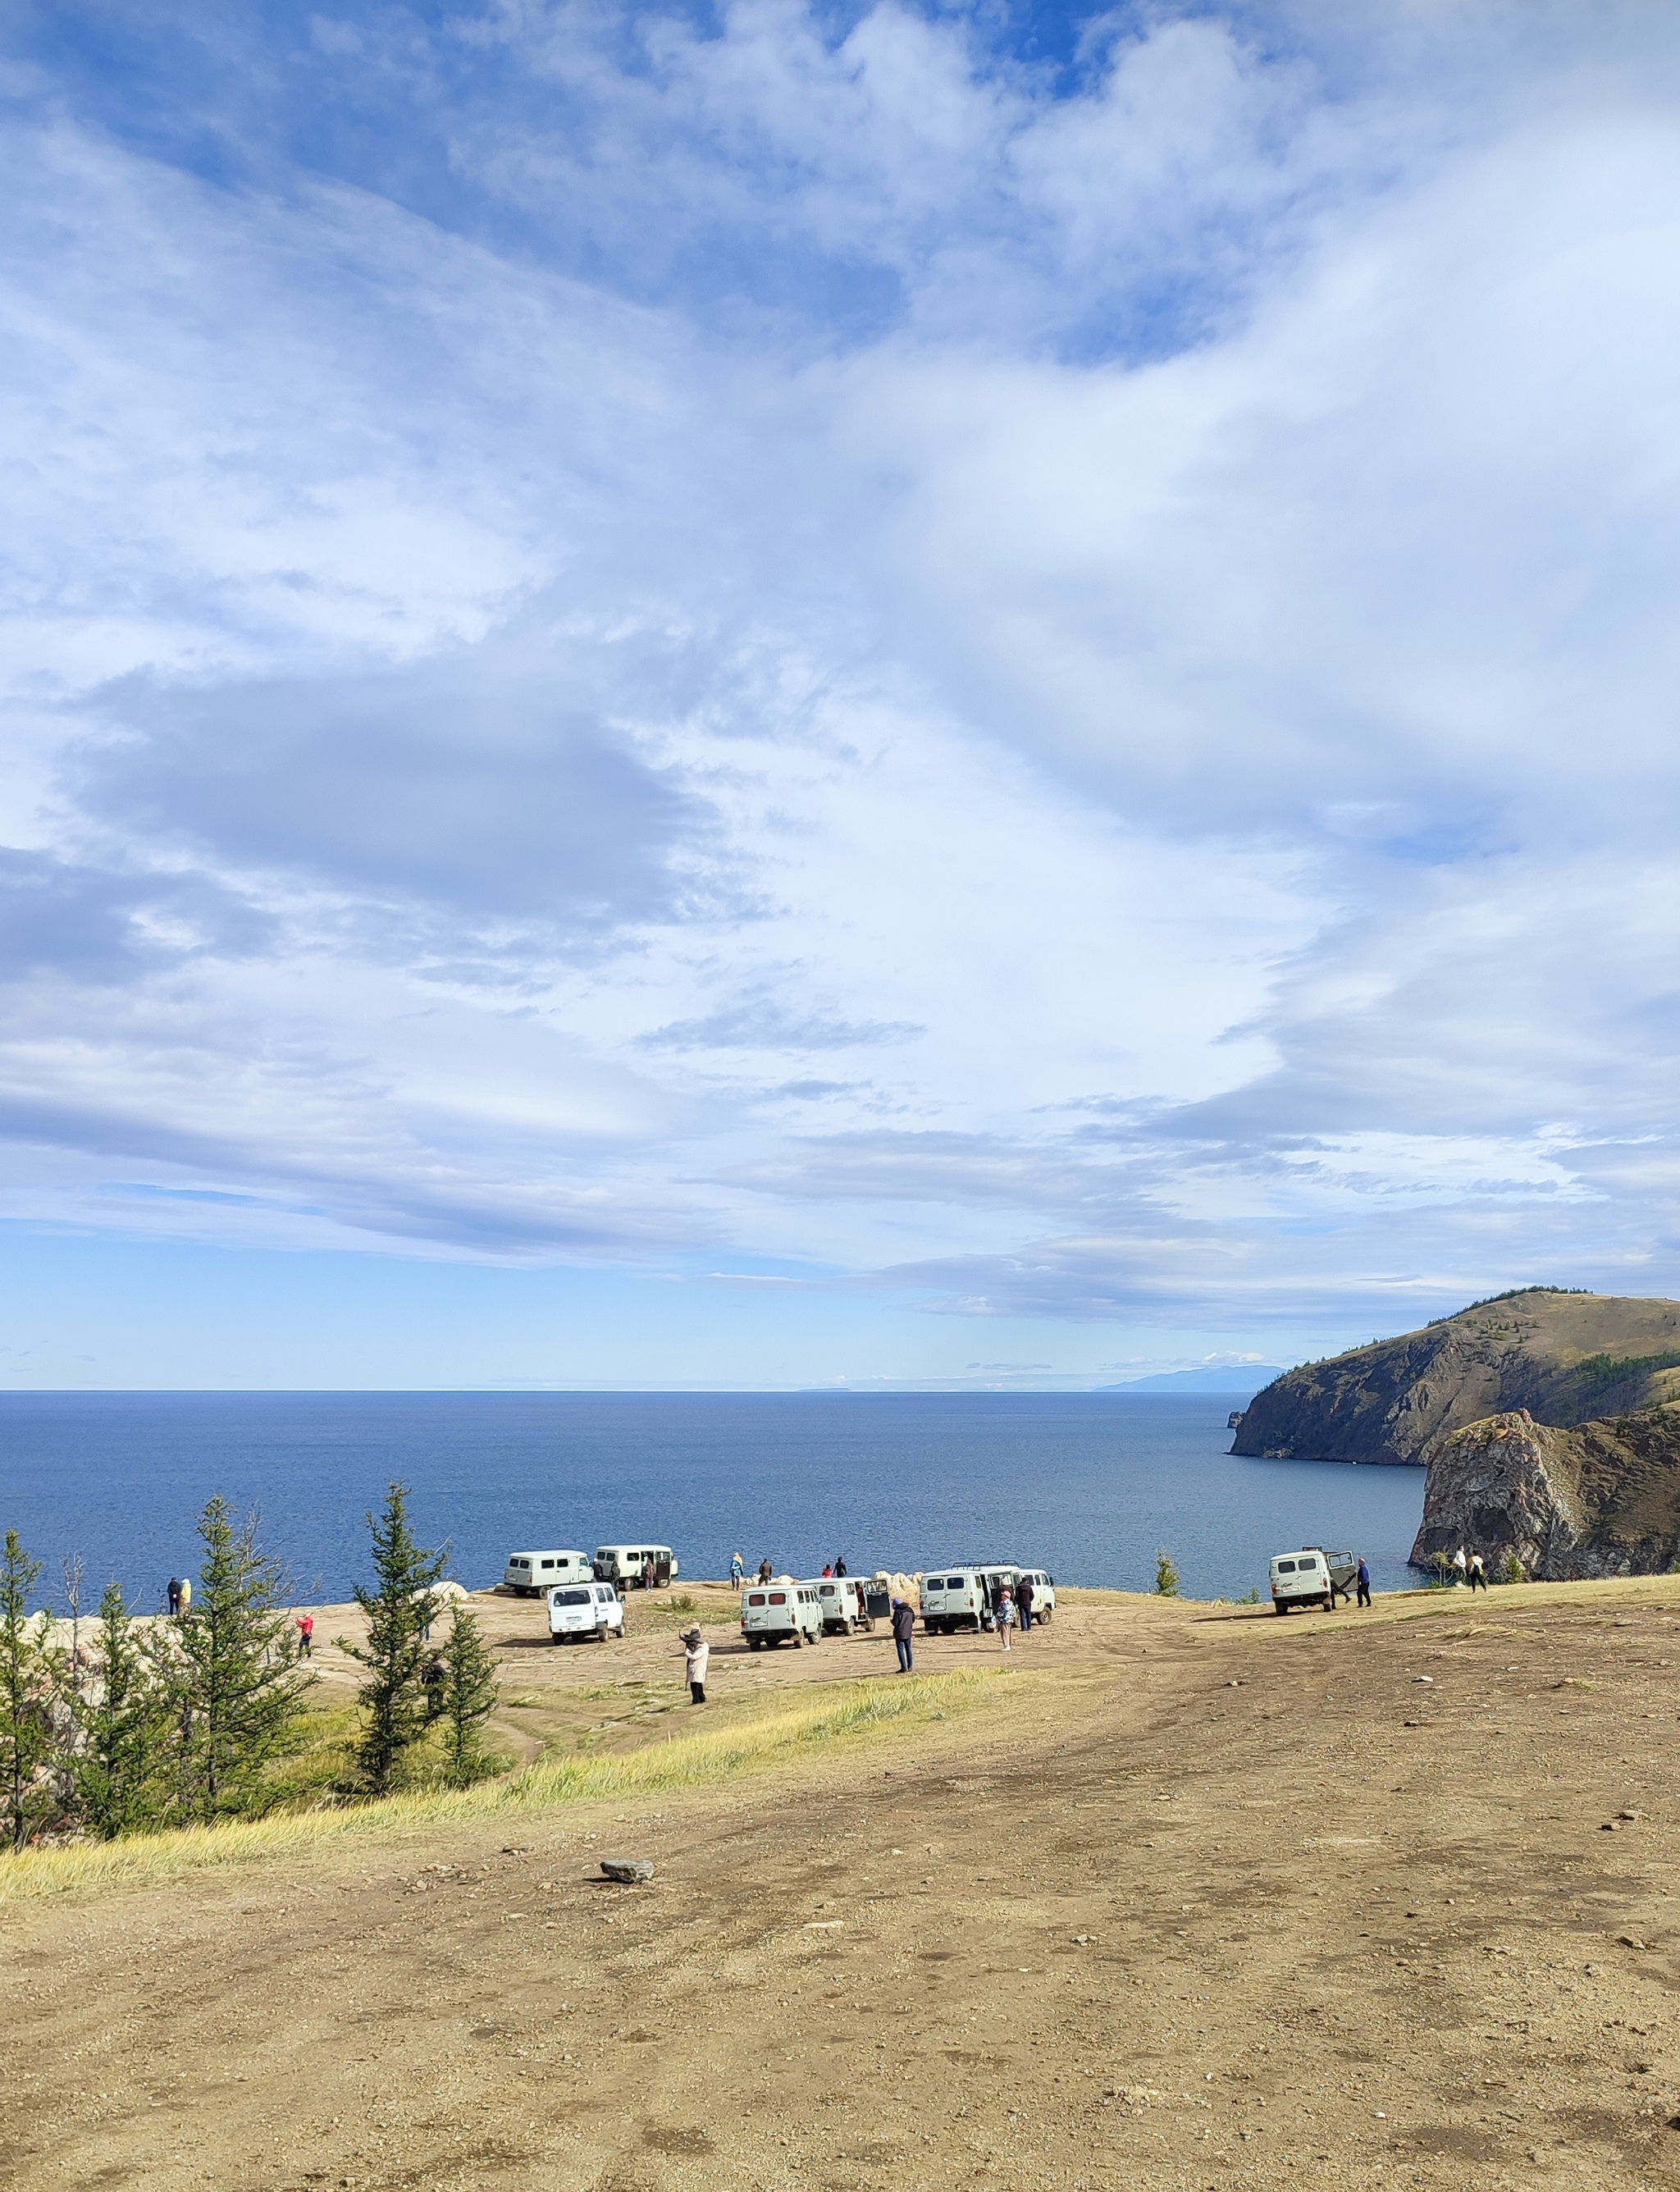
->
{"left": 1013, "top": 1568, "right": 1057, "bottom": 1625}
{"left": 593, "top": 1545, "right": 678, "bottom": 1591}
{"left": 504, "top": 1549, "right": 593, "bottom": 1596}
{"left": 812, "top": 1577, "right": 873, "bottom": 1633}
{"left": 549, "top": 1581, "right": 626, "bottom": 1644}
{"left": 740, "top": 1581, "right": 823, "bottom": 1649}
{"left": 1269, "top": 1548, "right": 1335, "bottom": 1613}
{"left": 920, "top": 1570, "right": 987, "bottom": 1634}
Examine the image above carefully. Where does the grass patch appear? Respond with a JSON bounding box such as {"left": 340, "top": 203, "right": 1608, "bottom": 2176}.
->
{"left": 0, "top": 1669, "right": 1012, "bottom": 1911}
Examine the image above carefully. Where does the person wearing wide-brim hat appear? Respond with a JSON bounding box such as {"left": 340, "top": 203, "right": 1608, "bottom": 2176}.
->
{"left": 681, "top": 1624, "right": 710, "bottom": 1706}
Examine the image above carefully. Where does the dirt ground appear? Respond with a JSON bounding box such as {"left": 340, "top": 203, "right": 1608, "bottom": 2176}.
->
{"left": 9, "top": 1576, "right": 1680, "bottom": 2190}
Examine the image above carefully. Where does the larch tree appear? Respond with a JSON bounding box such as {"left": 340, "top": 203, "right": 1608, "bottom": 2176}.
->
{"left": 167, "top": 1497, "right": 312, "bottom": 1823}
{"left": 0, "top": 1531, "right": 65, "bottom": 1852}
{"left": 79, "top": 1579, "right": 171, "bottom": 1840}
{"left": 343, "top": 1482, "right": 446, "bottom": 1795}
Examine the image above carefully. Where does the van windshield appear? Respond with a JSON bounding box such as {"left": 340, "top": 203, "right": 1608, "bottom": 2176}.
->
{"left": 553, "top": 1588, "right": 591, "bottom": 1605}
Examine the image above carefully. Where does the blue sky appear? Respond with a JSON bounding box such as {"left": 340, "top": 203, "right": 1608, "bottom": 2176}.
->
{"left": 4, "top": 2, "right": 1680, "bottom": 1387}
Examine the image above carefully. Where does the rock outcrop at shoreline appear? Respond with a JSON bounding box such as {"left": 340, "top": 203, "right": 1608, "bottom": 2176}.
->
{"left": 1410, "top": 1403, "right": 1680, "bottom": 1578}
{"left": 1232, "top": 1289, "right": 1680, "bottom": 1465}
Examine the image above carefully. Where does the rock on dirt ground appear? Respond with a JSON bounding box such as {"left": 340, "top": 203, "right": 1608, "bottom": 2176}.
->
{"left": 8, "top": 1579, "right": 1680, "bottom": 2190}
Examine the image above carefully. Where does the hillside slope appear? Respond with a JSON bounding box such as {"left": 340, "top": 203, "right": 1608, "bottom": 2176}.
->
{"left": 1412, "top": 1402, "right": 1680, "bottom": 1578}
{"left": 1232, "top": 1290, "right": 1680, "bottom": 1465}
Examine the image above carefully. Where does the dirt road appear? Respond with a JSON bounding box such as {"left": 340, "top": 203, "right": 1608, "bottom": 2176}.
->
{"left": 7, "top": 1581, "right": 1680, "bottom": 2190}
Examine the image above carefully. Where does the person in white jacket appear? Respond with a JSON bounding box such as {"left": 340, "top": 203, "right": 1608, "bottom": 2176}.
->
{"left": 682, "top": 1626, "right": 710, "bottom": 1706}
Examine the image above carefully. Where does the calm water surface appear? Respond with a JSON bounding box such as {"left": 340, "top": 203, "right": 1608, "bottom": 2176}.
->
{"left": 0, "top": 1391, "right": 1424, "bottom": 1613}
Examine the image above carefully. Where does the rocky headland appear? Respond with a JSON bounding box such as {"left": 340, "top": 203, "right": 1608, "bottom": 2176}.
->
{"left": 1231, "top": 1287, "right": 1680, "bottom": 1465}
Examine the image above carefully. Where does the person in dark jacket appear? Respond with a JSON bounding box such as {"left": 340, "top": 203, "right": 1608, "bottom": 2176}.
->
{"left": 834, "top": 1555, "right": 847, "bottom": 1576}
{"left": 1356, "top": 1556, "right": 1372, "bottom": 1610}
{"left": 167, "top": 1577, "right": 181, "bottom": 1616}
{"left": 890, "top": 1596, "right": 915, "bottom": 1674}
{"left": 1015, "top": 1575, "right": 1035, "bottom": 1631}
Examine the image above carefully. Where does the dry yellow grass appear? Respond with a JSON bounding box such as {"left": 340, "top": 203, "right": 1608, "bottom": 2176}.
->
{"left": 0, "top": 1667, "right": 1018, "bottom": 1911}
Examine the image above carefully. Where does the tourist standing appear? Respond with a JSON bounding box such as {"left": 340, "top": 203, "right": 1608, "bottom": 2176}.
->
{"left": 167, "top": 1576, "right": 181, "bottom": 1617}
{"left": 295, "top": 1611, "right": 315, "bottom": 1657}
{"left": 1451, "top": 1546, "right": 1468, "bottom": 1587}
{"left": 682, "top": 1625, "right": 710, "bottom": 1705}
{"left": 997, "top": 1585, "right": 1016, "bottom": 1652}
{"left": 730, "top": 1551, "right": 745, "bottom": 1587}
{"left": 891, "top": 1596, "right": 915, "bottom": 1674}
{"left": 1356, "top": 1556, "right": 1372, "bottom": 1610}
{"left": 1468, "top": 1551, "right": 1488, "bottom": 1592}
{"left": 758, "top": 1557, "right": 774, "bottom": 1584}
{"left": 834, "top": 1555, "right": 847, "bottom": 1577}
{"left": 1016, "top": 1574, "right": 1035, "bottom": 1631}
{"left": 176, "top": 1576, "right": 192, "bottom": 1616}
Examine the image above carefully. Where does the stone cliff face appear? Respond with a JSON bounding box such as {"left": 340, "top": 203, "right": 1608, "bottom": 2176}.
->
{"left": 1232, "top": 1290, "right": 1680, "bottom": 1465}
{"left": 1411, "top": 1404, "right": 1680, "bottom": 1578}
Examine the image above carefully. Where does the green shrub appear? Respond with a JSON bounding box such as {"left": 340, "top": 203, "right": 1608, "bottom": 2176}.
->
{"left": 1154, "top": 1550, "right": 1181, "bottom": 1597}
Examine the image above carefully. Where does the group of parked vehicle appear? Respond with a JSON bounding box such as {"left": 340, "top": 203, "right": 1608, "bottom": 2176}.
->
{"left": 740, "top": 1563, "right": 1057, "bottom": 1649}
{"left": 501, "top": 1541, "right": 1061, "bottom": 1651}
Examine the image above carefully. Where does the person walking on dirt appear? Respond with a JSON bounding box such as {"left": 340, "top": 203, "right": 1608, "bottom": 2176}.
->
{"left": 1356, "top": 1556, "right": 1372, "bottom": 1609}
{"left": 682, "top": 1626, "right": 710, "bottom": 1705}
{"left": 295, "top": 1612, "right": 314, "bottom": 1658}
{"left": 1016, "top": 1574, "right": 1035, "bottom": 1631}
{"left": 997, "top": 1585, "right": 1016, "bottom": 1652}
{"left": 1468, "top": 1550, "right": 1488, "bottom": 1592}
{"left": 1451, "top": 1546, "right": 1468, "bottom": 1587}
{"left": 891, "top": 1596, "right": 915, "bottom": 1674}
{"left": 730, "top": 1552, "right": 745, "bottom": 1587}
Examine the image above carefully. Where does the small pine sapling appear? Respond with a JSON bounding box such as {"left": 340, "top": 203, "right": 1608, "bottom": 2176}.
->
{"left": 439, "top": 1602, "right": 504, "bottom": 1788}
{"left": 1155, "top": 1549, "right": 1181, "bottom": 1597}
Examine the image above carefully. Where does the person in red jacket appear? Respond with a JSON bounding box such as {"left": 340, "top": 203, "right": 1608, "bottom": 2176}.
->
{"left": 295, "top": 1612, "right": 314, "bottom": 1658}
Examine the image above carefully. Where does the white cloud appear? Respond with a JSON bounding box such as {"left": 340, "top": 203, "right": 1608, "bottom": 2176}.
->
{"left": 5, "top": 3, "right": 1680, "bottom": 1358}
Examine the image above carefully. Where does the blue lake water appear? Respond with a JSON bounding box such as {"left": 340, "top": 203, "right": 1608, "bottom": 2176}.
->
{"left": 0, "top": 1391, "right": 1425, "bottom": 1614}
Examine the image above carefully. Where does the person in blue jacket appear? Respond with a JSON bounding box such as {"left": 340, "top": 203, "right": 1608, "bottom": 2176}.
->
{"left": 1356, "top": 1556, "right": 1372, "bottom": 1610}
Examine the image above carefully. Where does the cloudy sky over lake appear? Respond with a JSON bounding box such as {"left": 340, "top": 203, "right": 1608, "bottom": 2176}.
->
{"left": 4, "top": 2, "right": 1680, "bottom": 1386}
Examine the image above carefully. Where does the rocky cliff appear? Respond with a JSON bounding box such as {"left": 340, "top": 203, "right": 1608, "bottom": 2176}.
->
{"left": 1231, "top": 1290, "right": 1680, "bottom": 1465}
{"left": 1411, "top": 1403, "right": 1680, "bottom": 1578}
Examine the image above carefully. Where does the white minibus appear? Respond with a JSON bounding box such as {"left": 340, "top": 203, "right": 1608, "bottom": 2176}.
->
{"left": 504, "top": 1549, "right": 594, "bottom": 1596}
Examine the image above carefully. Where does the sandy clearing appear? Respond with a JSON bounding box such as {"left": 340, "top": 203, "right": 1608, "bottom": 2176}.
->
{"left": 8, "top": 1578, "right": 1680, "bottom": 2190}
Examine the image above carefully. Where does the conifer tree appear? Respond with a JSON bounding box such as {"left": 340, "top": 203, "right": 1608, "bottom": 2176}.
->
{"left": 79, "top": 1581, "right": 169, "bottom": 1839}
{"left": 0, "top": 1530, "right": 64, "bottom": 1852}
{"left": 344, "top": 1483, "right": 446, "bottom": 1795}
{"left": 167, "top": 1497, "right": 311, "bottom": 1823}
{"left": 439, "top": 1602, "right": 502, "bottom": 1788}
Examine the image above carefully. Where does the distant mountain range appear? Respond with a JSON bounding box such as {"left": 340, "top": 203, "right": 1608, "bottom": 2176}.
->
{"left": 1107, "top": 1366, "right": 1285, "bottom": 1394}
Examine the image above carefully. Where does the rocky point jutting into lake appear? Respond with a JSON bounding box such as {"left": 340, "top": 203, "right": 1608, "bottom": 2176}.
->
{"left": 1232, "top": 1289, "right": 1680, "bottom": 1578}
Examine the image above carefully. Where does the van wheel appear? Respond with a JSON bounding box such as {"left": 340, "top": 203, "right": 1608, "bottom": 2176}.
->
{"left": 748, "top": 1637, "right": 762, "bottom": 1651}
{"left": 791, "top": 1633, "right": 803, "bottom": 1648}
{"left": 1273, "top": 1601, "right": 1288, "bottom": 1615}
{"left": 550, "top": 1633, "right": 564, "bottom": 1646}
{"left": 1038, "top": 1608, "right": 1052, "bottom": 1626}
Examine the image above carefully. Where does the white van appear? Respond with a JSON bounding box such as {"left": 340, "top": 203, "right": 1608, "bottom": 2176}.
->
{"left": 812, "top": 1578, "right": 873, "bottom": 1633}
{"left": 921, "top": 1570, "right": 985, "bottom": 1633}
{"left": 1269, "top": 1548, "right": 1333, "bottom": 1613}
{"left": 1012, "top": 1569, "right": 1057, "bottom": 1627}
{"left": 504, "top": 1549, "right": 594, "bottom": 1596}
{"left": 549, "top": 1581, "right": 626, "bottom": 1644}
{"left": 741, "top": 1582, "right": 824, "bottom": 1649}
{"left": 594, "top": 1545, "right": 678, "bottom": 1591}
